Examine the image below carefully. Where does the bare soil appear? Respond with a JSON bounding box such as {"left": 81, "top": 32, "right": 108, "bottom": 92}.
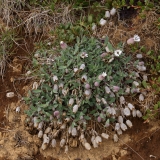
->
{"left": 0, "top": 10, "right": 160, "bottom": 160}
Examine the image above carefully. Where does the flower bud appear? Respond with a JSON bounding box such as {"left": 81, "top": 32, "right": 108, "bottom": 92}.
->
{"left": 115, "top": 123, "right": 120, "bottom": 131}
{"left": 117, "top": 129, "right": 122, "bottom": 135}
{"left": 74, "top": 68, "right": 79, "bottom": 73}
{"left": 136, "top": 110, "right": 142, "bottom": 118}
{"left": 60, "top": 138, "right": 66, "bottom": 147}
{"left": 126, "top": 120, "right": 133, "bottom": 128}
{"left": 105, "top": 86, "right": 111, "bottom": 94}
{"left": 105, "top": 11, "right": 110, "bottom": 18}
{"left": 54, "top": 110, "right": 60, "bottom": 117}
{"left": 123, "top": 107, "right": 131, "bottom": 116}
{"left": 120, "top": 123, "right": 127, "bottom": 131}
{"left": 136, "top": 54, "right": 143, "bottom": 59}
{"left": 127, "top": 38, "right": 135, "bottom": 45}
{"left": 81, "top": 75, "right": 87, "bottom": 82}
{"left": 139, "top": 94, "right": 144, "bottom": 101}
{"left": 73, "top": 105, "right": 79, "bottom": 113}
{"left": 53, "top": 84, "right": 58, "bottom": 92}
{"left": 72, "top": 127, "right": 77, "bottom": 136}
{"left": 60, "top": 41, "right": 67, "bottom": 49}
{"left": 99, "top": 18, "right": 107, "bottom": 26}
{"left": 85, "top": 83, "right": 90, "bottom": 89}
{"left": 110, "top": 8, "right": 116, "bottom": 16}
{"left": 69, "top": 98, "right": 74, "bottom": 106}
{"left": 100, "top": 52, "right": 108, "bottom": 58}
{"left": 84, "top": 142, "right": 91, "bottom": 150}
{"left": 97, "top": 116, "right": 102, "bottom": 122}
{"left": 84, "top": 89, "right": 91, "bottom": 97}
{"left": 51, "top": 139, "right": 56, "bottom": 148}
{"left": 94, "top": 82, "right": 100, "bottom": 87}
{"left": 128, "top": 103, "right": 134, "bottom": 110}
{"left": 98, "top": 75, "right": 104, "bottom": 81}
{"left": 92, "top": 24, "right": 97, "bottom": 31}
{"left": 80, "top": 64, "right": 85, "bottom": 70}
{"left": 38, "top": 130, "right": 43, "bottom": 138}
{"left": 112, "top": 86, "right": 120, "bottom": 92}
{"left": 113, "top": 134, "right": 118, "bottom": 142}
{"left": 53, "top": 75, "right": 58, "bottom": 82}
{"left": 101, "top": 133, "right": 109, "bottom": 139}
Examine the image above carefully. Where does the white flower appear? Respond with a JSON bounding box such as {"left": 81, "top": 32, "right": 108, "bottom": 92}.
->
{"left": 53, "top": 75, "right": 58, "bottom": 82}
{"left": 53, "top": 84, "right": 58, "bottom": 92}
{"left": 81, "top": 75, "right": 87, "bottom": 82}
{"left": 110, "top": 8, "right": 116, "bottom": 16}
{"left": 133, "top": 35, "right": 140, "bottom": 42}
{"left": 132, "top": 109, "right": 137, "bottom": 117}
{"left": 105, "top": 86, "right": 111, "bottom": 94}
{"left": 136, "top": 54, "right": 143, "bottom": 58}
{"left": 84, "top": 89, "right": 91, "bottom": 97}
{"left": 51, "top": 139, "right": 56, "bottom": 148}
{"left": 62, "top": 89, "right": 68, "bottom": 96}
{"left": 111, "top": 107, "right": 116, "bottom": 115}
{"left": 123, "top": 107, "right": 131, "bottom": 116}
{"left": 126, "top": 120, "right": 133, "bottom": 128}
{"left": 117, "top": 129, "right": 122, "bottom": 135}
{"left": 102, "top": 72, "right": 107, "bottom": 77}
{"left": 113, "top": 134, "right": 118, "bottom": 142}
{"left": 74, "top": 68, "right": 79, "bottom": 73}
{"left": 101, "top": 98, "right": 107, "bottom": 104}
{"left": 143, "top": 75, "right": 148, "bottom": 81}
{"left": 125, "top": 87, "right": 130, "bottom": 94}
{"left": 16, "top": 106, "right": 20, "bottom": 113}
{"left": 69, "top": 98, "right": 74, "bottom": 106}
{"left": 32, "top": 82, "right": 38, "bottom": 90}
{"left": 139, "top": 94, "right": 144, "bottom": 101}
{"left": 136, "top": 110, "right": 142, "bottom": 118}
{"left": 118, "top": 116, "right": 123, "bottom": 124}
{"left": 80, "top": 52, "right": 88, "bottom": 59}
{"left": 128, "top": 103, "right": 135, "bottom": 110}
{"left": 99, "top": 18, "right": 107, "bottom": 26}
{"left": 101, "top": 133, "right": 109, "bottom": 139}
{"left": 85, "top": 54, "right": 88, "bottom": 57}
{"left": 105, "top": 11, "right": 110, "bottom": 18}
{"left": 73, "top": 105, "right": 79, "bottom": 113}
{"left": 84, "top": 142, "right": 91, "bottom": 150}
{"left": 133, "top": 81, "right": 139, "bottom": 87}
{"left": 95, "top": 136, "right": 102, "bottom": 144}
{"left": 114, "top": 50, "right": 122, "bottom": 57}
{"left": 115, "top": 123, "right": 120, "bottom": 131}
{"left": 60, "top": 139, "right": 66, "bottom": 147}
{"left": 80, "top": 64, "right": 85, "bottom": 70}
{"left": 92, "top": 24, "right": 97, "bottom": 31}
{"left": 120, "top": 96, "right": 125, "bottom": 104}
{"left": 71, "top": 127, "right": 77, "bottom": 136}
{"left": 38, "top": 130, "right": 43, "bottom": 138}
{"left": 120, "top": 123, "right": 128, "bottom": 131}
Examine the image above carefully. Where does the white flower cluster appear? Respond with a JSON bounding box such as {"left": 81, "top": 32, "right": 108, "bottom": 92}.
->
{"left": 92, "top": 8, "right": 117, "bottom": 30}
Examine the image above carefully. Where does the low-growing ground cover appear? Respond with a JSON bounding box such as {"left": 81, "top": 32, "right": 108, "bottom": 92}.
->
{"left": 0, "top": 0, "right": 160, "bottom": 159}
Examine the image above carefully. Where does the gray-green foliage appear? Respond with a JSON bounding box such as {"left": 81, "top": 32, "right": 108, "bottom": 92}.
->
{"left": 25, "top": 36, "right": 141, "bottom": 128}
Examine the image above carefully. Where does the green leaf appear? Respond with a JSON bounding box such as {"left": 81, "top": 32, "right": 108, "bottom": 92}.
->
{"left": 59, "top": 66, "right": 67, "bottom": 69}
{"left": 39, "top": 103, "right": 49, "bottom": 108}
{"left": 142, "top": 80, "right": 148, "bottom": 88}
{"left": 104, "top": 36, "right": 109, "bottom": 45}
{"left": 32, "top": 89, "right": 42, "bottom": 93}
{"left": 154, "top": 104, "right": 159, "bottom": 110}
{"left": 88, "top": 15, "right": 93, "bottom": 23}
{"left": 107, "top": 42, "right": 114, "bottom": 52}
